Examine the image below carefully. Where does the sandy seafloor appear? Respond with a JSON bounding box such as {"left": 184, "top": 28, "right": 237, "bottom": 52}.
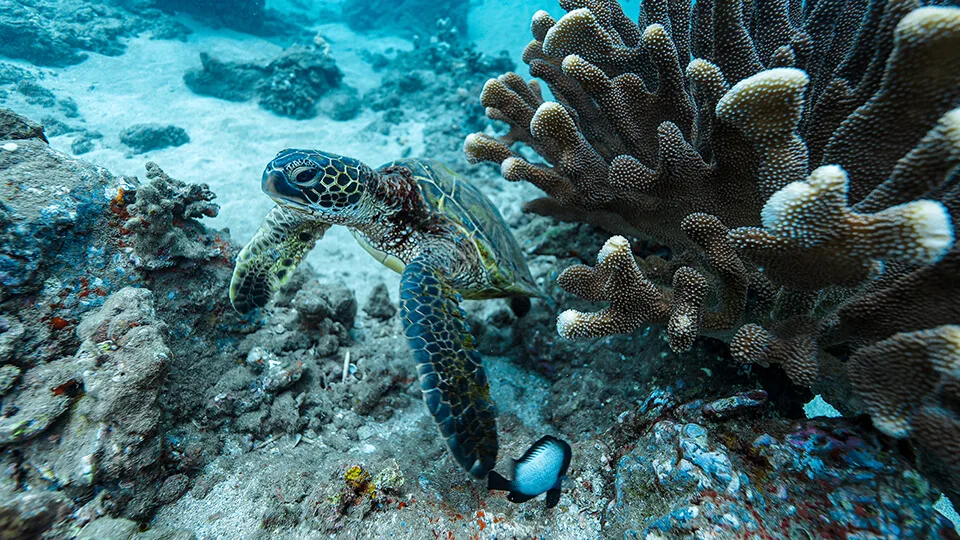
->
{"left": 2, "top": 0, "right": 959, "bottom": 536}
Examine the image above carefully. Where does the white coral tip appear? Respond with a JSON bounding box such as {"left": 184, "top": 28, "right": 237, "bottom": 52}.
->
{"left": 501, "top": 157, "right": 524, "bottom": 180}
{"left": 807, "top": 164, "right": 848, "bottom": 192}
{"left": 897, "top": 7, "right": 960, "bottom": 36}
{"left": 557, "top": 309, "right": 583, "bottom": 338}
{"left": 462, "top": 133, "right": 482, "bottom": 162}
{"left": 761, "top": 165, "right": 847, "bottom": 233}
{"left": 598, "top": 236, "right": 629, "bottom": 264}
{"left": 761, "top": 181, "right": 813, "bottom": 231}
{"left": 905, "top": 199, "right": 954, "bottom": 263}
{"left": 561, "top": 54, "right": 584, "bottom": 70}
{"left": 716, "top": 68, "right": 809, "bottom": 117}
{"left": 643, "top": 23, "right": 667, "bottom": 42}
{"left": 532, "top": 9, "right": 552, "bottom": 23}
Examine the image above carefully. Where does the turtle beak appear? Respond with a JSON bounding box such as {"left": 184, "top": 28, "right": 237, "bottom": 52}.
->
{"left": 262, "top": 170, "right": 286, "bottom": 196}
{"left": 262, "top": 169, "right": 316, "bottom": 215}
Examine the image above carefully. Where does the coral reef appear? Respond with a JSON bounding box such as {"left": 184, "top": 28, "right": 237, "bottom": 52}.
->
{"left": 465, "top": 0, "right": 960, "bottom": 504}
{"left": 0, "top": 0, "right": 190, "bottom": 67}
{"left": 342, "top": 0, "right": 469, "bottom": 38}
{"left": 120, "top": 124, "right": 190, "bottom": 154}
{"left": 16, "top": 288, "right": 170, "bottom": 518}
{"left": 183, "top": 36, "right": 358, "bottom": 120}
{"left": 0, "top": 134, "right": 130, "bottom": 363}
{"left": 120, "top": 162, "right": 220, "bottom": 269}
{"left": 0, "top": 287, "right": 173, "bottom": 524}
{"left": 607, "top": 388, "right": 954, "bottom": 538}
{"left": 0, "top": 117, "right": 236, "bottom": 525}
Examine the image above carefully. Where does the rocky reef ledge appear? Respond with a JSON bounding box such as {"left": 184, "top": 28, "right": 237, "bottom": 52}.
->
{"left": 1, "top": 109, "right": 956, "bottom": 538}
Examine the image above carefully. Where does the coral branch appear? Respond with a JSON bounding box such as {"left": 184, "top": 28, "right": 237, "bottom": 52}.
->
{"left": 465, "top": 0, "right": 960, "bottom": 494}
{"left": 730, "top": 319, "right": 820, "bottom": 386}
{"left": 848, "top": 325, "right": 960, "bottom": 439}
{"left": 556, "top": 236, "right": 707, "bottom": 353}
{"left": 729, "top": 165, "right": 954, "bottom": 289}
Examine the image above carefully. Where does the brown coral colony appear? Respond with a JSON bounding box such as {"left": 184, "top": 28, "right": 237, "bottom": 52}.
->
{"left": 465, "top": 0, "right": 960, "bottom": 499}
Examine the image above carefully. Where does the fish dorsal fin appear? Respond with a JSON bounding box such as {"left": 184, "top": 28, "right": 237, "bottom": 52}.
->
{"left": 516, "top": 435, "right": 561, "bottom": 466}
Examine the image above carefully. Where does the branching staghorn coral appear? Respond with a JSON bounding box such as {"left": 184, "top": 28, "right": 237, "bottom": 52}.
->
{"left": 465, "top": 0, "right": 960, "bottom": 499}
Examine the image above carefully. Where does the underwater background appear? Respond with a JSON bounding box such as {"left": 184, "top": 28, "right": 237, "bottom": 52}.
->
{"left": 1, "top": 0, "right": 960, "bottom": 537}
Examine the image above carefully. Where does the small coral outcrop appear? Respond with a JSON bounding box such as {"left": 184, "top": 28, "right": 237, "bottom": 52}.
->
{"left": 121, "top": 162, "right": 221, "bottom": 270}
{"left": 465, "top": 0, "right": 960, "bottom": 501}
{"left": 184, "top": 36, "right": 358, "bottom": 121}
{"left": 119, "top": 124, "right": 190, "bottom": 154}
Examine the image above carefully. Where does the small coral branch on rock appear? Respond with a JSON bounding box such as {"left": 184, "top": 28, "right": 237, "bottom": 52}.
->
{"left": 465, "top": 0, "right": 960, "bottom": 501}
{"left": 122, "top": 162, "right": 222, "bottom": 270}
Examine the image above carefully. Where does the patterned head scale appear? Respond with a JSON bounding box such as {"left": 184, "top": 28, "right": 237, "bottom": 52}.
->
{"left": 263, "top": 149, "right": 374, "bottom": 222}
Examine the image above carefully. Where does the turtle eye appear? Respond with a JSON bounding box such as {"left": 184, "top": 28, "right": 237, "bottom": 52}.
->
{"left": 291, "top": 167, "right": 319, "bottom": 186}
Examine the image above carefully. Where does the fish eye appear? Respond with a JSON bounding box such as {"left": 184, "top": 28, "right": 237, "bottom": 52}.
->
{"left": 291, "top": 166, "right": 319, "bottom": 186}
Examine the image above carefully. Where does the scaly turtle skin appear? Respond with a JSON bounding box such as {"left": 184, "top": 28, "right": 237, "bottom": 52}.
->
{"left": 230, "top": 149, "right": 540, "bottom": 479}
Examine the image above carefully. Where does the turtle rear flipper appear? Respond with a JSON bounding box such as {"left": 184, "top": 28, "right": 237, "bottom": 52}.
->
{"left": 400, "top": 254, "right": 498, "bottom": 479}
{"left": 230, "top": 206, "right": 330, "bottom": 313}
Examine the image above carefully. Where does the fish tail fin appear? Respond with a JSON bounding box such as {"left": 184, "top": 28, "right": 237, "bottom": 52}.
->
{"left": 545, "top": 488, "right": 561, "bottom": 509}
{"left": 487, "top": 470, "right": 512, "bottom": 492}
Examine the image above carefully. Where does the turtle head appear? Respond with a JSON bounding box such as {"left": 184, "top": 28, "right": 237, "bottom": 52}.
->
{"left": 262, "top": 149, "right": 377, "bottom": 224}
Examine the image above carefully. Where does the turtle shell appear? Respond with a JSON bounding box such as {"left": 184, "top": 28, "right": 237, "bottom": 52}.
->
{"left": 377, "top": 158, "right": 540, "bottom": 299}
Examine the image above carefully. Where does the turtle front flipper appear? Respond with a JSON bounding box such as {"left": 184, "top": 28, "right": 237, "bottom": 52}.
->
{"left": 230, "top": 206, "right": 330, "bottom": 313}
{"left": 400, "top": 255, "right": 498, "bottom": 479}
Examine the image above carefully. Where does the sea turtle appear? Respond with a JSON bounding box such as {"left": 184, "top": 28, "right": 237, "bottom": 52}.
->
{"left": 229, "top": 149, "right": 541, "bottom": 479}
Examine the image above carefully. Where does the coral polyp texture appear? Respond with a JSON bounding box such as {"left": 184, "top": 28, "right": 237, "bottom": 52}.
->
{"left": 465, "top": 0, "right": 960, "bottom": 502}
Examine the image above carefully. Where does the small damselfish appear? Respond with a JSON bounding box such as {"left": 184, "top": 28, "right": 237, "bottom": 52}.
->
{"left": 487, "top": 435, "right": 572, "bottom": 509}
